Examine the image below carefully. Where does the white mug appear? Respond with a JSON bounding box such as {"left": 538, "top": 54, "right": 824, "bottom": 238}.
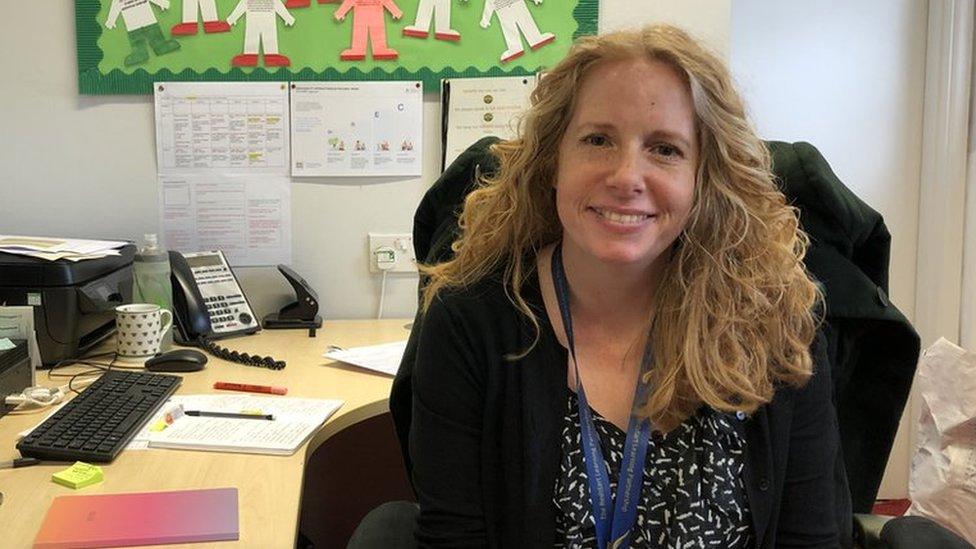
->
{"left": 115, "top": 304, "right": 173, "bottom": 359}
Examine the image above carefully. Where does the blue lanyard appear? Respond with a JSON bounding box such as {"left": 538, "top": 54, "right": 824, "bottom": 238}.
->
{"left": 551, "top": 243, "right": 654, "bottom": 549}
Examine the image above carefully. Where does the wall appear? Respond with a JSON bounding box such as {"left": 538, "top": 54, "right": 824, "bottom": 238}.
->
{"left": 0, "top": 0, "right": 728, "bottom": 321}
{"left": 730, "top": 0, "right": 928, "bottom": 498}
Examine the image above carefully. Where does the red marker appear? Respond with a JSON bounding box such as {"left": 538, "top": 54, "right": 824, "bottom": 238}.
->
{"left": 214, "top": 381, "right": 288, "bottom": 395}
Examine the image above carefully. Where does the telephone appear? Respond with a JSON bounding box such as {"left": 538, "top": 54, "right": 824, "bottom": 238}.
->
{"left": 169, "top": 250, "right": 285, "bottom": 370}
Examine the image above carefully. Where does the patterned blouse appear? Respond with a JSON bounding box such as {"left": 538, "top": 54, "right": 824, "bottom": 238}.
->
{"left": 553, "top": 391, "right": 754, "bottom": 548}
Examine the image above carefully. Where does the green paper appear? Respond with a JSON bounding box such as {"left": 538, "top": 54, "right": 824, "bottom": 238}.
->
{"left": 76, "top": 0, "right": 598, "bottom": 94}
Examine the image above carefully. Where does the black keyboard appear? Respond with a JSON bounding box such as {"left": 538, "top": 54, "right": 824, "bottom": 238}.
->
{"left": 16, "top": 370, "right": 181, "bottom": 463}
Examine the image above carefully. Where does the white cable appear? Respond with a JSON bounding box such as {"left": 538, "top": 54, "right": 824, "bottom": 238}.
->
{"left": 4, "top": 377, "right": 97, "bottom": 409}
{"left": 377, "top": 270, "right": 389, "bottom": 319}
{"left": 374, "top": 246, "right": 396, "bottom": 319}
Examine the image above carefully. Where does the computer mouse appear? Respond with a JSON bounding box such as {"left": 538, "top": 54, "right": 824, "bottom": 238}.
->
{"left": 145, "top": 349, "right": 208, "bottom": 372}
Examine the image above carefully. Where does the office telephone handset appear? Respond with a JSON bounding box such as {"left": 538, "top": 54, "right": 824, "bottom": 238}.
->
{"left": 169, "top": 251, "right": 285, "bottom": 370}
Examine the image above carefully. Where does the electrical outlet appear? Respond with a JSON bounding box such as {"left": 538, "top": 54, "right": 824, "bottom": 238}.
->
{"left": 368, "top": 233, "right": 417, "bottom": 273}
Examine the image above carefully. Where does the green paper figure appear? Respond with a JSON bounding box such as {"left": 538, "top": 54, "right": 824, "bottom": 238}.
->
{"left": 106, "top": 0, "right": 181, "bottom": 67}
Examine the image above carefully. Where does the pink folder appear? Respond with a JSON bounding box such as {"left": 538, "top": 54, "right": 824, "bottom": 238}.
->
{"left": 33, "top": 487, "right": 239, "bottom": 548}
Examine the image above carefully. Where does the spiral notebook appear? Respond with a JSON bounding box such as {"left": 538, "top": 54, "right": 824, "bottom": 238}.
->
{"left": 33, "top": 487, "right": 238, "bottom": 548}
{"left": 141, "top": 394, "right": 344, "bottom": 455}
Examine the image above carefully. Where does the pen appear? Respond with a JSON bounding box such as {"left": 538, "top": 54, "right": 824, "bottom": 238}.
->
{"left": 184, "top": 410, "right": 275, "bottom": 420}
{"left": 213, "top": 381, "right": 287, "bottom": 395}
{"left": 0, "top": 457, "right": 41, "bottom": 469}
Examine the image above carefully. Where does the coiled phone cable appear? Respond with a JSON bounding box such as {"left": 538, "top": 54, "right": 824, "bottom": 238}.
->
{"left": 199, "top": 336, "right": 286, "bottom": 370}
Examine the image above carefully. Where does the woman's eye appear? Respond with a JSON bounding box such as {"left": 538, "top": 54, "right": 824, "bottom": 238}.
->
{"left": 653, "top": 143, "right": 683, "bottom": 158}
{"left": 581, "top": 134, "right": 609, "bottom": 147}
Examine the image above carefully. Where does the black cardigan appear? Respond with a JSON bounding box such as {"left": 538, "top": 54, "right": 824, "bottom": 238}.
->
{"left": 410, "top": 272, "right": 850, "bottom": 548}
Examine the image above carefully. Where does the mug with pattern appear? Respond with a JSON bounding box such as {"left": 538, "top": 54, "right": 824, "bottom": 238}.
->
{"left": 115, "top": 303, "right": 173, "bottom": 359}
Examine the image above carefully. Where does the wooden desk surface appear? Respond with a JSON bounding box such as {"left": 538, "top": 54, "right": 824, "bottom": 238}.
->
{"left": 0, "top": 319, "right": 410, "bottom": 548}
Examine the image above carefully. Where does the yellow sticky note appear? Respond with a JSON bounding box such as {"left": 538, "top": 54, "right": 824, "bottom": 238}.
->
{"left": 52, "top": 462, "right": 104, "bottom": 490}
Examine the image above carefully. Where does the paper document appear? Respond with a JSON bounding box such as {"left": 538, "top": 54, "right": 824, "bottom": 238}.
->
{"left": 441, "top": 75, "right": 536, "bottom": 169}
{"left": 290, "top": 82, "right": 423, "bottom": 177}
{"left": 154, "top": 82, "right": 290, "bottom": 175}
{"left": 153, "top": 82, "right": 293, "bottom": 267}
{"left": 0, "top": 235, "right": 126, "bottom": 262}
{"left": 158, "top": 173, "right": 292, "bottom": 266}
{"left": 324, "top": 340, "right": 407, "bottom": 377}
{"left": 143, "top": 394, "right": 343, "bottom": 455}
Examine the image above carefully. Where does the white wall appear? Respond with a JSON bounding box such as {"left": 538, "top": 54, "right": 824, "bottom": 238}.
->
{"left": 0, "top": 1, "right": 728, "bottom": 322}
{"left": 601, "top": 0, "right": 730, "bottom": 56}
{"left": 730, "top": 0, "right": 928, "bottom": 498}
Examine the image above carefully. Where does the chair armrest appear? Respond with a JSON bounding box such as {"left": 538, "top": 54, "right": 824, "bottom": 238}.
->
{"left": 854, "top": 513, "right": 892, "bottom": 549}
{"left": 879, "top": 515, "right": 973, "bottom": 549}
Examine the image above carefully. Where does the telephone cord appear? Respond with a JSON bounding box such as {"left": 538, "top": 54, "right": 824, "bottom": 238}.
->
{"left": 199, "top": 336, "right": 286, "bottom": 370}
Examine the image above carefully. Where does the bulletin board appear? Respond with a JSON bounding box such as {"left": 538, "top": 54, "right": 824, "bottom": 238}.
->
{"left": 76, "top": 0, "right": 598, "bottom": 94}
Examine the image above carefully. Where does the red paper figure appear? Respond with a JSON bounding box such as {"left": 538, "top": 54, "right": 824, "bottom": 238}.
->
{"left": 334, "top": 0, "right": 403, "bottom": 61}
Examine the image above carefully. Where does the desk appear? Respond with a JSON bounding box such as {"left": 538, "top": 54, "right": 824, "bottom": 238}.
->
{"left": 0, "top": 319, "right": 410, "bottom": 548}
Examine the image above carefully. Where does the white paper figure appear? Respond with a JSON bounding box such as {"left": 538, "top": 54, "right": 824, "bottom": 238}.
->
{"left": 172, "top": 0, "right": 231, "bottom": 35}
{"left": 227, "top": 0, "right": 296, "bottom": 67}
{"left": 106, "top": 0, "right": 181, "bottom": 67}
{"left": 480, "top": 0, "right": 554, "bottom": 63}
{"left": 402, "top": 0, "right": 467, "bottom": 41}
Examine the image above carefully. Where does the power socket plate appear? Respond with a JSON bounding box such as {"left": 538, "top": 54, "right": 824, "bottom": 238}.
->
{"left": 368, "top": 233, "right": 417, "bottom": 273}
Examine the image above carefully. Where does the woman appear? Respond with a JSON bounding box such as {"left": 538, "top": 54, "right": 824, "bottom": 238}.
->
{"left": 411, "top": 24, "right": 845, "bottom": 548}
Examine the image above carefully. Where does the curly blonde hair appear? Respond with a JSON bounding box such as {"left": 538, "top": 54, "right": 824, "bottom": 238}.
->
{"left": 421, "top": 25, "right": 822, "bottom": 431}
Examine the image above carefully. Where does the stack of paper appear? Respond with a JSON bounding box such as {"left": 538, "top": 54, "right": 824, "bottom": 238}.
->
{"left": 143, "top": 394, "right": 344, "bottom": 455}
{"left": 0, "top": 235, "right": 128, "bottom": 262}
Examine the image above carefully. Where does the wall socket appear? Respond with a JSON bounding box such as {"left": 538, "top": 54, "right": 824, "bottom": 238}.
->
{"left": 368, "top": 233, "right": 417, "bottom": 273}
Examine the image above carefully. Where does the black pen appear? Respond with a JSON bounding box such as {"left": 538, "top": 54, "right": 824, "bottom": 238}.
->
{"left": 0, "top": 457, "right": 42, "bottom": 469}
{"left": 184, "top": 410, "right": 275, "bottom": 420}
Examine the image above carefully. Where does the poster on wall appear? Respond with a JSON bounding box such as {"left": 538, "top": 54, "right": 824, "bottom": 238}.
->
{"left": 441, "top": 74, "right": 535, "bottom": 169}
{"left": 289, "top": 81, "right": 423, "bottom": 177}
{"left": 75, "top": 0, "right": 598, "bottom": 94}
{"left": 154, "top": 81, "right": 290, "bottom": 173}
{"left": 153, "top": 81, "right": 292, "bottom": 265}
{"left": 158, "top": 173, "right": 292, "bottom": 266}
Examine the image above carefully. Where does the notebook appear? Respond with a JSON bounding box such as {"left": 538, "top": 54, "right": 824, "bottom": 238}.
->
{"left": 33, "top": 487, "right": 238, "bottom": 548}
{"left": 142, "top": 394, "right": 344, "bottom": 455}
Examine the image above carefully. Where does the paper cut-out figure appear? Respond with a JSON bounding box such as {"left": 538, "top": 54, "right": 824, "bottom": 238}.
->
{"left": 171, "top": 0, "right": 231, "bottom": 35}
{"left": 106, "top": 0, "right": 182, "bottom": 67}
{"left": 480, "top": 0, "right": 554, "bottom": 63}
{"left": 334, "top": 0, "right": 403, "bottom": 61}
{"left": 402, "top": 0, "right": 467, "bottom": 41}
{"left": 227, "top": 0, "right": 296, "bottom": 67}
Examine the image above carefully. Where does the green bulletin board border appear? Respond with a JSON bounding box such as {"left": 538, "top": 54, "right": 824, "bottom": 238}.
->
{"left": 76, "top": 0, "right": 598, "bottom": 95}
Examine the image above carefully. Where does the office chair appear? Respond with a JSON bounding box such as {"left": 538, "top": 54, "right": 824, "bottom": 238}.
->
{"left": 379, "top": 137, "right": 972, "bottom": 549}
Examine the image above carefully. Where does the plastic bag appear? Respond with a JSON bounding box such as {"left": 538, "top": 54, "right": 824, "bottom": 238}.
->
{"left": 908, "top": 337, "right": 976, "bottom": 542}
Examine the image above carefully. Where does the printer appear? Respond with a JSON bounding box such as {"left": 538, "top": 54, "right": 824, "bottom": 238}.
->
{"left": 0, "top": 245, "right": 135, "bottom": 367}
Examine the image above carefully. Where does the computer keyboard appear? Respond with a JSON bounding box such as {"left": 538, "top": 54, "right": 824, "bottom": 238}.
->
{"left": 16, "top": 370, "right": 181, "bottom": 463}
